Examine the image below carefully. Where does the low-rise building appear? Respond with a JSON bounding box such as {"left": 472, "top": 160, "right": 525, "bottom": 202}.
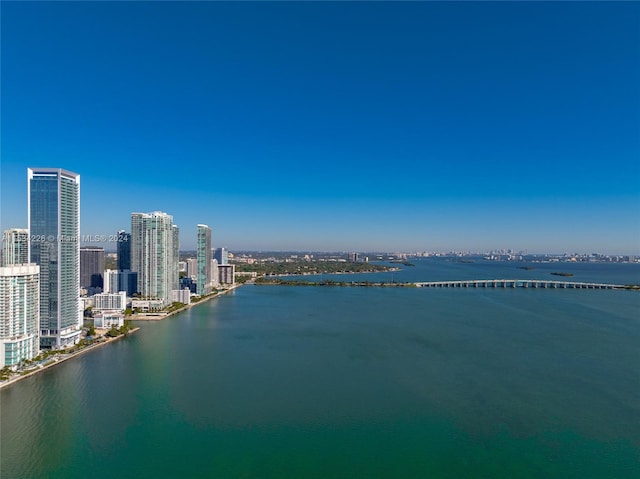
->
{"left": 93, "top": 291, "right": 127, "bottom": 312}
{"left": 171, "top": 288, "right": 191, "bottom": 305}
{"left": 94, "top": 311, "right": 124, "bottom": 329}
{"left": 131, "top": 299, "right": 164, "bottom": 312}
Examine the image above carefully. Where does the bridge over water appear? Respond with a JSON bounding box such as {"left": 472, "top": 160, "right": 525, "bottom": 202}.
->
{"left": 414, "top": 279, "right": 625, "bottom": 290}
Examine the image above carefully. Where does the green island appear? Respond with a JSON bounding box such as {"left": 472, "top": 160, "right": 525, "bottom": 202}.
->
{"left": 234, "top": 260, "right": 394, "bottom": 276}
{"left": 390, "top": 260, "right": 416, "bottom": 266}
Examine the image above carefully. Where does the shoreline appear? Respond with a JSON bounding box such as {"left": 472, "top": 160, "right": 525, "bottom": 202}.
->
{"left": 0, "top": 327, "right": 140, "bottom": 391}
{"left": 130, "top": 284, "right": 241, "bottom": 321}
{"left": 0, "top": 285, "right": 242, "bottom": 390}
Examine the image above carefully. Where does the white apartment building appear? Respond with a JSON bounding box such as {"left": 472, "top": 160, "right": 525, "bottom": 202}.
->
{"left": 0, "top": 264, "right": 40, "bottom": 367}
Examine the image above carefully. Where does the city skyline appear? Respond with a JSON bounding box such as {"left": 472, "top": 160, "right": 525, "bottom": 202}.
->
{"left": 1, "top": 2, "right": 638, "bottom": 254}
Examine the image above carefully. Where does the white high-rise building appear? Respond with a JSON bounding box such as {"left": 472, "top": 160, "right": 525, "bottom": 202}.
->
{"left": 210, "top": 258, "right": 219, "bottom": 289}
{"left": 2, "top": 228, "right": 29, "bottom": 266}
{"left": 131, "top": 211, "right": 179, "bottom": 306}
{"left": 0, "top": 264, "right": 40, "bottom": 366}
{"left": 103, "top": 269, "right": 120, "bottom": 294}
{"left": 186, "top": 258, "right": 198, "bottom": 280}
{"left": 28, "top": 168, "right": 81, "bottom": 349}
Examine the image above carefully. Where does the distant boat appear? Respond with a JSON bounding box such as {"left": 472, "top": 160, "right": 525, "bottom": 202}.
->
{"left": 550, "top": 272, "right": 574, "bottom": 277}
{"left": 517, "top": 266, "right": 535, "bottom": 270}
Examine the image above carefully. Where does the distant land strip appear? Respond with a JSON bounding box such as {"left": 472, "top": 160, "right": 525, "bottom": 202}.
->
{"left": 254, "top": 278, "right": 635, "bottom": 290}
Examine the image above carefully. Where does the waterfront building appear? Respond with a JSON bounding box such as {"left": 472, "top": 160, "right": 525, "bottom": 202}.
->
{"left": 80, "top": 246, "right": 104, "bottom": 293}
{"left": 0, "top": 264, "right": 40, "bottom": 367}
{"left": 196, "top": 224, "right": 212, "bottom": 295}
{"left": 218, "top": 264, "right": 235, "bottom": 285}
{"left": 116, "top": 230, "right": 131, "bottom": 271}
{"left": 210, "top": 259, "right": 220, "bottom": 289}
{"left": 131, "top": 211, "right": 179, "bottom": 306}
{"left": 131, "top": 298, "right": 164, "bottom": 312}
{"left": 93, "top": 311, "right": 124, "bottom": 329}
{"left": 214, "top": 247, "right": 228, "bottom": 265}
{"left": 170, "top": 288, "right": 191, "bottom": 305}
{"left": 2, "top": 228, "right": 29, "bottom": 266}
{"left": 93, "top": 291, "right": 127, "bottom": 312}
{"left": 28, "top": 168, "right": 81, "bottom": 349}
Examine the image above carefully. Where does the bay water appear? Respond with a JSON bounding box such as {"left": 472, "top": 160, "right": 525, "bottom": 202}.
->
{"left": 1, "top": 260, "right": 639, "bottom": 478}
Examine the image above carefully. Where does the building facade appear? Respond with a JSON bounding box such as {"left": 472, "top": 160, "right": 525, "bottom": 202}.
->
{"left": 218, "top": 264, "right": 235, "bottom": 285}
{"left": 116, "top": 230, "right": 131, "bottom": 271}
{"left": 214, "top": 247, "right": 228, "bottom": 265}
{"left": 131, "top": 211, "right": 179, "bottom": 306}
{"left": 0, "top": 264, "right": 40, "bottom": 367}
{"left": 94, "top": 311, "right": 124, "bottom": 329}
{"left": 170, "top": 288, "right": 191, "bottom": 305}
{"left": 28, "top": 168, "right": 81, "bottom": 349}
{"left": 196, "top": 224, "right": 212, "bottom": 295}
{"left": 80, "top": 246, "right": 104, "bottom": 293}
{"left": 93, "top": 291, "right": 127, "bottom": 312}
{"left": 2, "top": 228, "right": 29, "bottom": 266}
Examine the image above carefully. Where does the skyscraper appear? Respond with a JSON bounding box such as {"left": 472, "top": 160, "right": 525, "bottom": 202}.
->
{"left": 116, "top": 230, "right": 131, "bottom": 271}
{"left": 196, "top": 224, "right": 212, "bottom": 295}
{"left": 28, "top": 168, "right": 81, "bottom": 349}
{"left": 2, "top": 228, "right": 29, "bottom": 266}
{"left": 0, "top": 264, "right": 40, "bottom": 366}
{"left": 80, "top": 246, "right": 104, "bottom": 293}
{"left": 131, "top": 211, "right": 179, "bottom": 305}
{"left": 213, "top": 247, "right": 228, "bottom": 265}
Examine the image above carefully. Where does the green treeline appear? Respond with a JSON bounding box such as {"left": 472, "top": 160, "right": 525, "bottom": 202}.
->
{"left": 255, "top": 278, "right": 417, "bottom": 287}
{"left": 234, "top": 260, "right": 391, "bottom": 276}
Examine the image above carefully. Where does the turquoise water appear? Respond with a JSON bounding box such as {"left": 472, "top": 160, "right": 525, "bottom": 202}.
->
{"left": 1, "top": 261, "right": 639, "bottom": 478}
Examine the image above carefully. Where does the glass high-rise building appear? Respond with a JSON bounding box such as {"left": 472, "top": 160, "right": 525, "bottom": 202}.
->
{"left": 213, "top": 247, "right": 228, "bottom": 265}
{"left": 196, "top": 224, "right": 212, "bottom": 295}
{"left": 28, "top": 168, "right": 81, "bottom": 349}
{"left": 80, "top": 246, "right": 104, "bottom": 292}
{"left": 131, "top": 212, "right": 179, "bottom": 306}
{"left": 2, "top": 228, "right": 29, "bottom": 266}
{"left": 116, "top": 230, "right": 131, "bottom": 271}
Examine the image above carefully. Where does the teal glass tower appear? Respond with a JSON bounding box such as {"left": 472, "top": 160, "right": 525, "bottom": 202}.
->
{"left": 131, "top": 211, "right": 179, "bottom": 306}
{"left": 28, "top": 168, "right": 81, "bottom": 349}
{"left": 196, "top": 224, "right": 212, "bottom": 295}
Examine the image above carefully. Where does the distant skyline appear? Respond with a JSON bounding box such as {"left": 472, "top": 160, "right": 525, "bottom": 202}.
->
{"left": 1, "top": 1, "right": 639, "bottom": 254}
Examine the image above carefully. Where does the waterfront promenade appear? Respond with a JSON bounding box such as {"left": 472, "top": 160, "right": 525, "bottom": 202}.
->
{"left": 0, "top": 328, "right": 140, "bottom": 390}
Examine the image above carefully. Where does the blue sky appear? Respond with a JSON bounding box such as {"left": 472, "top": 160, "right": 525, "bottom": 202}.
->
{"left": 1, "top": 1, "right": 639, "bottom": 253}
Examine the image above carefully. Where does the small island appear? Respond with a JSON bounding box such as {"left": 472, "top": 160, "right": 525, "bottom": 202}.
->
{"left": 551, "top": 272, "right": 574, "bottom": 277}
{"left": 517, "top": 266, "right": 535, "bottom": 270}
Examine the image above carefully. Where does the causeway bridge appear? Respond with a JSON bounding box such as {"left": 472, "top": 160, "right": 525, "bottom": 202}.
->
{"left": 414, "top": 279, "right": 624, "bottom": 290}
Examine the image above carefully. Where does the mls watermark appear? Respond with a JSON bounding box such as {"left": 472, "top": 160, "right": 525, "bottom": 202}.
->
{"left": 24, "top": 234, "right": 129, "bottom": 243}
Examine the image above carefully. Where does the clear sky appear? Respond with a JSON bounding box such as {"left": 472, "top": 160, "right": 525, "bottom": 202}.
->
{"left": 1, "top": 1, "right": 639, "bottom": 254}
